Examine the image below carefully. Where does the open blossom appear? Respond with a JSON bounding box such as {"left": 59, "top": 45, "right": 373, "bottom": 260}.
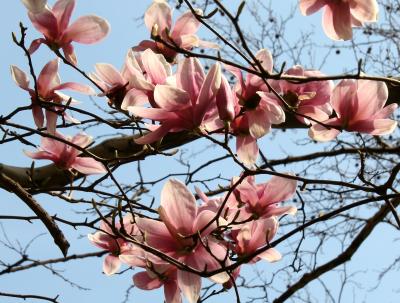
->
{"left": 232, "top": 175, "right": 297, "bottom": 220}
{"left": 88, "top": 215, "right": 145, "bottom": 275}
{"left": 128, "top": 57, "right": 222, "bottom": 144}
{"left": 136, "top": 179, "right": 230, "bottom": 303}
{"left": 309, "top": 79, "right": 398, "bottom": 141}
{"left": 269, "top": 65, "right": 333, "bottom": 125}
{"left": 133, "top": 263, "right": 181, "bottom": 303}
{"left": 11, "top": 58, "right": 94, "bottom": 133}
{"left": 231, "top": 217, "right": 282, "bottom": 264}
{"left": 90, "top": 50, "right": 149, "bottom": 110}
{"left": 299, "top": 0, "right": 379, "bottom": 40}
{"left": 25, "top": 132, "right": 107, "bottom": 174}
{"left": 134, "top": 0, "right": 217, "bottom": 62}
{"left": 24, "top": 0, "right": 110, "bottom": 65}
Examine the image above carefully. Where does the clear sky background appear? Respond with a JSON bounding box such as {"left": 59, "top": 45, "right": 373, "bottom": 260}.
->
{"left": 0, "top": 1, "right": 399, "bottom": 303}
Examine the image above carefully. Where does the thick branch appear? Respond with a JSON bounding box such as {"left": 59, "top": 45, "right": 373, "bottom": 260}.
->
{"left": 0, "top": 173, "right": 70, "bottom": 257}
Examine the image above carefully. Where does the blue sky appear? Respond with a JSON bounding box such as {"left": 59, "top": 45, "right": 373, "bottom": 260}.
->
{"left": 0, "top": 1, "right": 399, "bottom": 303}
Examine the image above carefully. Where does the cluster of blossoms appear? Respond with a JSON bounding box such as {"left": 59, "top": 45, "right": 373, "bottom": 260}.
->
{"left": 10, "top": 0, "right": 398, "bottom": 301}
{"left": 88, "top": 175, "right": 297, "bottom": 303}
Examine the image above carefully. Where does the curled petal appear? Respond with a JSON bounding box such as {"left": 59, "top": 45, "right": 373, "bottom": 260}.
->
{"left": 133, "top": 271, "right": 163, "bottom": 290}
{"left": 10, "top": 65, "right": 30, "bottom": 90}
{"left": 299, "top": 0, "right": 327, "bottom": 16}
{"left": 144, "top": 0, "right": 172, "bottom": 34}
{"left": 103, "top": 254, "right": 121, "bottom": 276}
{"left": 236, "top": 135, "right": 259, "bottom": 166}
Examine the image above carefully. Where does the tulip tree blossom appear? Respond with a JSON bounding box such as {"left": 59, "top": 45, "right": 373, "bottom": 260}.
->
{"left": 134, "top": 0, "right": 217, "bottom": 62}
{"left": 10, "top": 58, "right": 94, "bottom": 133}
{"left": 309, "top": 79, "right": 398, "bottom": 141}
{"left": 24, "top": 0, "right": 110, "bottom": 64}
{"left": 25, "top": 132, "right": 107, "bottom": 174}
{"left": 299, "top": 0, "right": 379, "bottom": 40}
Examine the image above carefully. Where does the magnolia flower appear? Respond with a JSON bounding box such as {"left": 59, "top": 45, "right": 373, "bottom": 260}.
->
{"left": 309, "top": 79, "right": 398, "bottom": 141}
{"left": 269, "top": 65, "right": 333, "bottom": 125}
{"left": 136, "top": 179, "right": 230, "bottom": 303}
{"left": 231, "top": 217, "right": 282, "bottom": 263}
{"left": 133, "top": 263, "right": 182, "bottom": 303}
{"left": 134, "top": 0, "right": 217, "bottom": 62}
{"left": 128, "top": 58, "right": 222, "bottom": 144}
{"left": 24, "top": 0, "right": 110, "bottom": 64}
{"left": 233, "top": 175, "right": 297, "bottom": 219}
{"left": 299, "top": 0, "right": 379, "bottom": 40}
{"left": 11, "top": 59, "right": 94, "bottom": 133}
{"left": 88, "top": 215, "right": 145, "bottom": 275}
{"left": 25, "top": 132, "right": 107, "bottom": 174}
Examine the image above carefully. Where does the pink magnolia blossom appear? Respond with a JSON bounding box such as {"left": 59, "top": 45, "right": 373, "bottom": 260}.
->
{"left": 88, "top": 215, "right": 145, "bottom": 275}
{"left": 125, "top": 48, "right": 173, "bottom": 108}
{"left": 128, "top": 58, "right": 222, "bottom": 144}
{"left": 133, "top": 263, "right": 182, "bottom": 303}
{"left": 231, "top": 217, "right": 282, "bottom": 264}
{"left": 309, "top": 79, "right": 398, "bottom": 141}
{"left": 25, "top": 0, "right": 110, "bottom": 65}
{"left": 134, "top": 0, "right": 217, "bottom": 62}
{"left": 299, "top": 0, "right": 379, "bottom": 40}
{"left": 25, "top": 132, "right": 107, "bottom": 174}
{"left": 90, "top": 50, "right": 149, "bottom": 110}
{"left": 233, "top": 175, "right": 297, "bottom": 219}
{"left": 11, "top": 59, "right": 94, "bottom": 133}
{"left": 21, "top": 0, "right": 47, "bottom": 13}
{"left": 136, "top": 179, "right": 230, "bottom": 303}
{"left": 269, "top": 65, "right": 333, "bottom": 125}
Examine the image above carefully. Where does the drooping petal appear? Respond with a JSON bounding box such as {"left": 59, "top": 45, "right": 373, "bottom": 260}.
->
{"left": 351, "top": 0, "right": 378, "bottom": 22}
{"left": 164, "top": 281, "right": 182, "bottom": 303}
{"left": 172, "top": 10, "right": 201, "bottom": 37}
{"left": 63, "top": 15, "right": 110, "bottom": 44}
{"left": 261, "top": 175, "right": 297, "bottom": 205}
{"left": 128, "top": 106, "right": 179, "bottom": 121}
{"left": 354, "top": 80, "right": 388, "bottom": 121}
{"left": 159, "top": 179, "right": 197, "bottom": 237}
{"left": 350, "top": 119, "right": 398, "bottom": 136}
{"left": 72, "top": 157, "right": 107, "bottom": 174}
{"left": 308, "top": 118, "right": 341, "bottom": 141}
{"left": 54, "top": 82, "right": 95, "bottom": 95}
{"left": 62, "top": 43, "right": 78, "bottom": 65}
{"left": 177, "top": 270, "right": 201, "bottom": 303}
{"left": 103, "top": 254, "right": 121, "bottom": 276}
{"left": 258, "top": 248, "right": 282, "bottom": 262}
{"left": 236, "top": 135, "right": 259, "bottom": 166}
{"left": 323, "top": 3, "right": 353, "bottom": 40}
{"left": 32, "top": 105, "right": 45, "bottom": 128}
{"left": 134, "top": 123, "right": 175, "bottom": 145}
{"left": 133, "top": 272, "right": 163, "bottom": 290}
{"left": 45, "top": 109, "right": 58, "bottom": 134}
{"left": 247, "top": 109, "right": 271, "bottom": 139}
{"left": 28, "top": 38, "right": 46, "bottom": 54}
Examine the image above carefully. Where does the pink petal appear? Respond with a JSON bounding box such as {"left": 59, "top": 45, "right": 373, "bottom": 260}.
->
{"left": 351, "top": 0, "right": 378, "bottom": 22}
{"left": 177, "top": 270, "right": 201, "bottom": 303}
{"left": 164, "top": 281, "right": 182, "bottom": 303}
{"left": 141, "top": 49, "right": 170, "bottom": 85}
{"left": 323, "top": 3, "right": 352, "bottom": 40}
{"left": 308, "top": 118, "right": 341, "bottom": 141}
{"left": 121, "top": 89, "right": 148, "bottom": 110}
{"left": 72, "top": 157, "right": 107, "bottom": 175}
{"left": 28, "top": 38, "right": 46, "bottom": 54}
{"left": 37, "top": 59, "right": 60, "bottom": 96}
{"left": 350, "top": 119, "right": 398, "bottom": 136}
{"left": 159, "top": 179, "right": 197, "bottom": 237}
{"left": 247, "top": 109, "right": 271, "bottom": 139}
{"left": 45, "top": 110, "right": 58, "bottom": 134}
{"left": 133, "top": 272, "right": 163, "bottom": 290}
{"left": 174, "top": 34, "right": 199, "bottom": 49}
{"left": 255, "top": 49, "right": 273, "bottom": 74}
{"left": 331, "top": 79, "right": 357, "bottom": 119}
{"left": 28, "top": 9, "right": 59, "bottom": 40}
{"left": 172, "top": 10, "right": 201, "bottom": 37}
{"left": 299, "top": 0, "right": 327, "bottom": 16}
{"left": 236, "top": 135, "right": 259, "bottom": 166}
{"left": 62, "top": 43, "right": 78, "bottom": 65}
{"left": 258, "top": 248, "right": 282, "bottom": 262}
{"left": 103, "top": 254, "right": 121, "bottom": 276}
{"left": 32, "top": 105, "right": 45, "bottom": 128}
{"left": 128, "top": 106, "right": 179, "bottom": 121}
{"left": 24, "top": 150, "right": 53, "bottom": 161}
{"left": 134, "top": 123, "right": 175, "bottom": 145}
{"left": 94, "top": 63, "right": 124, "bottom": 86}
{"left": 54, "top": 82, "right": 95, "bottom": 95}
{"left": 194, "top": 63, "right": 221, "bottom": 126}
{"left": 261, "top": 175, "right": 297, "bottom": 205}
{"left": 374, "top": 103, "right": 398, "bottom": 119}
{"left": 53, "top": 0, "right": 75, "bottom": 32}
{"left": 216, "top": 75, "right": 235, "bottom": 121}
{"left": 154, "top": 85, "right": 191, "bottom": 111}
{"left": 63, "top": 15, "right": 110, "bottom": 44}
{"left": 144, "top": 0, "right": 172, "bottom": 34}
{"left": 355, "top": 80, "right": 388, "bottom": 121}
{"left": 10, "top": 65, "right": 30, "bottom": 90}
{"left": 71, "top": 132, "right": 92, "bottom": 148}
{"left": 176, "top": 57, "right": 205, "bottom": 104}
